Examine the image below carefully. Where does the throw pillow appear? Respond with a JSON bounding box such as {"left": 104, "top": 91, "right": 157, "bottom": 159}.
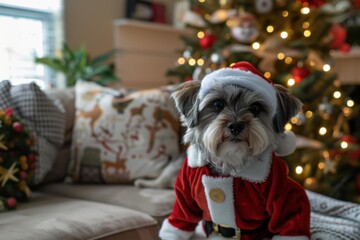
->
{"left": 67, "top": 81, "right": 181, "bottom": 183}
{"left": 3, "top": 82, "right": 66, "bottom": 185}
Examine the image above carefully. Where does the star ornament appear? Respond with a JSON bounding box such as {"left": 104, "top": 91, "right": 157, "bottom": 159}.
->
{"left": 0, "top": 134, "right": 8, "bottom": 151}
{"left": 0, "top": 163, "right": 19, "bottom": 187}
{"left": 323, "top": 158, "right": 337, "bottom": 174}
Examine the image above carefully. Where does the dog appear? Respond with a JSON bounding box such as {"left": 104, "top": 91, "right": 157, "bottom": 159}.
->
{"left": 159, "top": 62, "right": 311, "bottom": 240}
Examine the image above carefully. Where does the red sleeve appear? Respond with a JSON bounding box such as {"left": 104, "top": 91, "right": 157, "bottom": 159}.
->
{"left": 265, "top": 156, "right": 311, "bottom": 237}
{"left": 168, "top": 157, "right": 203, "bottom": 232}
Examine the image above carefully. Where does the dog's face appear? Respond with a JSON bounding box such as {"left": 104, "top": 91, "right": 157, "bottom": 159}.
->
{"left": 171, "top": 80, "right": 301, "bottom": 175}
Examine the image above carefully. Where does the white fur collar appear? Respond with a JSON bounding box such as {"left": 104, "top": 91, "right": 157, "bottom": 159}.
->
{"left": 187, "top": 145, "right": 272, "bottom": 183}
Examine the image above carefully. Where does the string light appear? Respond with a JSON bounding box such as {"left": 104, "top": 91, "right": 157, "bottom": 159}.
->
{"left": 319, "top": 127, "right": 327, "bottom": 135}
{"left": 285, "top": 123, "right": 292, "bottom": 130}
{"left": 302, "top": 22, "right": 310, "bottom": 29}
{"left": 295, "top": 166, "right": 303, "bottom": 174}
{"left": 252, "top": 42, "right": 261, "bottom": 50}
{"left": 280, "top": 31, "right": 288, "bottom": 39}
{"left": 301, "top": 7, "right": 310, "bottom": 14}
{"left": 290, "top": 117, "right": 298, "bottom": 124}
{"left": 347, "top": 99, "right": 354, "bottom": 107}
{"left": 323, "top": 64, "right": 331, "bottom": 72}
{"left": 267, "top": 25, "right": 274, "bottom": 33}
{"left": 188, "top": 58, "right": 196, "bottom": 66}
{"left": 282, "top": 11, "right": 289, "bottom": 17}
{"left": 333, "top": 91, "right": 341, "bottom": 99}
{"left": 178, "top": 57, "right": 185, "bottom": 65}
{"left": 341, "top": 141, "right": 348, "bottom": 149}
{"left": 287, "top": 78, "right": 295, "bottom": 86}
{"left": 285, "top": 57, "right": 293, "bottom": 64}
{"left": 305, "top": 111, "right": 313, "bottom": 118}
{"left": 197, "top": 58, "right": 204, "bottom": 66}
{"left": 197, "top": 31, "right": 205, "bottom": 39}
{"left": 277, "top": 52, "right": 285, "bottom": 60}
{"left": 318, "top": 162, "right": 325, "bottom": 170}
{"left": 198, "top": 0, "right": 205, "bottom": 3}
{"left": 264, "top": 72, "right": 271, "bottom": 78}
{"left": 304, "top": 30, "right": 311, "bottom": 37}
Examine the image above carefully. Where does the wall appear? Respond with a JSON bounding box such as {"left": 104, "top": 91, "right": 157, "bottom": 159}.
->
{"left": 64, "top": 0, "right": 177, "bottom": 57}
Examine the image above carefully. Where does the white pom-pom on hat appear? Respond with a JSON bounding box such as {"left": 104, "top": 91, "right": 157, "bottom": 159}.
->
{"left": 275, "top": 130, "right": 297, "bottom": 156}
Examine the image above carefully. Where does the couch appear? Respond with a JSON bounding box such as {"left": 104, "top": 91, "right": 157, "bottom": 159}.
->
{"left": 0, "top": 86, "right": 177, "bottom": 240}
{"left": 1, "top": 84, "right": 360, "bottom": 240}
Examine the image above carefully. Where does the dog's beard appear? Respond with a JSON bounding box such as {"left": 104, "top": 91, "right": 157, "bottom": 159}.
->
{"left": 202, "top": 116, "right": 271, "bottom": 173}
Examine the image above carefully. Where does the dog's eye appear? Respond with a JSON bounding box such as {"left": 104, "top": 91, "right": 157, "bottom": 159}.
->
{"left": 249, "top": 103, "right": 263, "bottom": 117}
{"left": 212, "top": 100, "right": 225, "bottom": 111}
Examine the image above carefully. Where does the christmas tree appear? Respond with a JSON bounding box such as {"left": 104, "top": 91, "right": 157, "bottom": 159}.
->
{"left": 169, "top": 0, "right": 360, "bottom": 202}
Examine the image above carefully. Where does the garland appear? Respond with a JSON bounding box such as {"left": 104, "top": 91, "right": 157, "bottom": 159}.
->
{"left": 0, "top": 108, "right": 36, "bottom": 212}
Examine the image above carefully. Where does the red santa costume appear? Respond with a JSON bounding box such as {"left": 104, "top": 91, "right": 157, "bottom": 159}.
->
{"left": 159, "top": 62, "right": 311, "bottom": 240}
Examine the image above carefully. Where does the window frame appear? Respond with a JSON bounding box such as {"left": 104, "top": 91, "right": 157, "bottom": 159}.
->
{"left": 0, "top": 5, "right": 55, "bottom": 87}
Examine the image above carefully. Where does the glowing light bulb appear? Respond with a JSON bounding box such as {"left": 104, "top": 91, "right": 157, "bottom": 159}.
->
{"left": 199, "top": 0, "right": 205, "bottom": 3}
{"left": 302, "top": 22, "right": 310, "bottom": 29}
{"left": 282, "top": 11, "right": 289, "bottom": 17}
{"left": 333, "top": 91, "right": 341, "bottom": 99}
{"left": 304, "top": 30, "right": 311, "bottom": 37}
{"left": 178, "top": 57, "right": 185, "bottom": 65}
{"left": 318, "top": 162, "right": 325, "bottom": 169}
{"left": 347, "top": 99, "right": 354, "bottom": 107}
{"left": 285, "top": 57, "right": 293, "bottom": 64}
{"left": 197, "top": 31, "right": 205, "bottom": 39}
{"left": 323, "top": 64, "right": 331, "bottom": 72}
{"left": 295, "top": 166, "right": 303, "bottom": 174}
{"left": 285, "top": 123, "right": 292, "bottom": 130}
{"left": 197, "top": 58, "right": 204, "bottom": 66}
{"left": 252, "top": 42, "right": 260, "bottom": 50}
{"left": 267, "top": 25, "right": 274, "bottom": 33}
{"left": 301, "top": 7, "right": 310, "bottom": 14}
{"left": 287, "top": 78, "right": 295, "bottom": 86}
{"left": 277, "top": 52, "right": 285, "bottom": 60}
{"left": 319, "top": 127, "right": 327, "bottom": 135}
{"left": 188, "top": 58, "right": 196, "bottom": 66}
{"left": 264, "top": 72, "right": 271, "bottom": 78}
{"left": 341, "top": 141, "right": 348, "bottom": 149}
{"left": 280, "top": 31, "right": 288, "bottom": 39}
{"left": 305, "top": 111, "right": 313, "bottom": 118}
{"left": 290, "top": 117, "right": 298, "bottom": 124}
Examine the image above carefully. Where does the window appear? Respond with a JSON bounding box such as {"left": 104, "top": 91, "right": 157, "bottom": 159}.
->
{"left": 0, "top": 0, "right": 63, "bottom": 88}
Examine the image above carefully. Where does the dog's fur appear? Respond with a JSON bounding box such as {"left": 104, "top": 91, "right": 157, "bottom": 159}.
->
{"left": 135, "top": 79, "right": 301, "bottom": 188}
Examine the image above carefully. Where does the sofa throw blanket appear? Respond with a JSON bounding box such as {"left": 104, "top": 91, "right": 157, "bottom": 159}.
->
{"left": 307, "top": 190, "right": 360, "bottom": 239}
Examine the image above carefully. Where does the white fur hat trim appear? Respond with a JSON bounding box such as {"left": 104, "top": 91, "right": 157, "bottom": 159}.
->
{"left": 199, "top": 64, "right": 277, "bottom": 116}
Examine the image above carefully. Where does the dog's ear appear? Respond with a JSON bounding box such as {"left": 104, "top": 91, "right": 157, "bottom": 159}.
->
{"left": 171, "top": 80, "right": 201, "bottom": 128}
{"left": 273, "top": 84, "right": 303, "bottom": 132}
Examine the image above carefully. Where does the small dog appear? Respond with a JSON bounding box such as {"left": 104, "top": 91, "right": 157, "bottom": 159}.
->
{"left": 159, "top": 62, "right": 311, "bottom": 240}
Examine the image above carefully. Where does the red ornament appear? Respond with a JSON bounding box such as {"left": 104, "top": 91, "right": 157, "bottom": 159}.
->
{"left": 341, "top": 135, "right": 357, "bottom": 144}
{"left": 28, "top": 153, "right": 36, "bottom": 163}
{"left": 354, "top": 0, "right": 360, "bottom": 9}
{"left": 199, "top": 33, "right": 217, "bottom": 50}
{"left": 5, "top": 108, "right": 13, "bottom": 117}
{"left": 300, "top": 0, "right": 324, "bottom": 8}
{"left": 291, "top": 66, "right": 310, "bottom": 83}
{"left": 329, "top": 24, "right": 351, "bottom": 52}
{"left": 12, "top": 121, "right": 23, "bottom": 133}
{"left": 7, "top": 197, "right": 17, "bottom": 209}
{"left": 20, "top": 171, "right": 28, "bottom": 180}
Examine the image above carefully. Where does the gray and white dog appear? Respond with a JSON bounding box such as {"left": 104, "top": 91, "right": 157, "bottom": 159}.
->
{"left": 158, "top": 62, "right": 311, "bottom": 240}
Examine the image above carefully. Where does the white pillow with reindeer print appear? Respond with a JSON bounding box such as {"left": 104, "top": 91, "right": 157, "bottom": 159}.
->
{"left": 67, "top": 80, "right": 181, "bottom": 184}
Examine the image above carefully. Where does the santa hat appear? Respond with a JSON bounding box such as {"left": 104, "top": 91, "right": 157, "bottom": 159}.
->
{"left": 199, "top": 61, "right": 277, "bottom": 116}
{"left": 199, "top": 61, "right": 296, "bottom": 156}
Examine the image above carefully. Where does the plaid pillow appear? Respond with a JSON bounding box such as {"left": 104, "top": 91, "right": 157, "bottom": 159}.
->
{"left": 0, "top": 80, "right": 11, "bottom": 108}
{"left": 9, "top": 82, "right": 66, "bottom": 184}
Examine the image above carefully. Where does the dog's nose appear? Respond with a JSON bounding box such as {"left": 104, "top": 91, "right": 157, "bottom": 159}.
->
{"left": 228, "top": 121, "right": 245, "bottom": 136}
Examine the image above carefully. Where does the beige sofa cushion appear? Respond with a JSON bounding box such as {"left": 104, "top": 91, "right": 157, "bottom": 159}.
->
{"left": 39, "top": 183, "right": 175, "bottom": 218}
{"left": 0, "top": 193, "right": 158, "bottom": 240}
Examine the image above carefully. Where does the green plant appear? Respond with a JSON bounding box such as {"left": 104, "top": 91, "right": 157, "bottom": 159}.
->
{"left": 35, "top": 43, "right": 119, "bottom": 87}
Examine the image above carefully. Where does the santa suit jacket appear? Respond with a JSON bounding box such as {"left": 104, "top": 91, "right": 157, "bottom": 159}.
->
{"left": 159, "top": 149, "right": 311, "bottom": 240}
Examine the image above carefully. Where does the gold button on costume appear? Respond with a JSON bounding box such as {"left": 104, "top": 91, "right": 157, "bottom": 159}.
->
{"left": 209, "top": 188, "right": 225, "bottom": 203}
